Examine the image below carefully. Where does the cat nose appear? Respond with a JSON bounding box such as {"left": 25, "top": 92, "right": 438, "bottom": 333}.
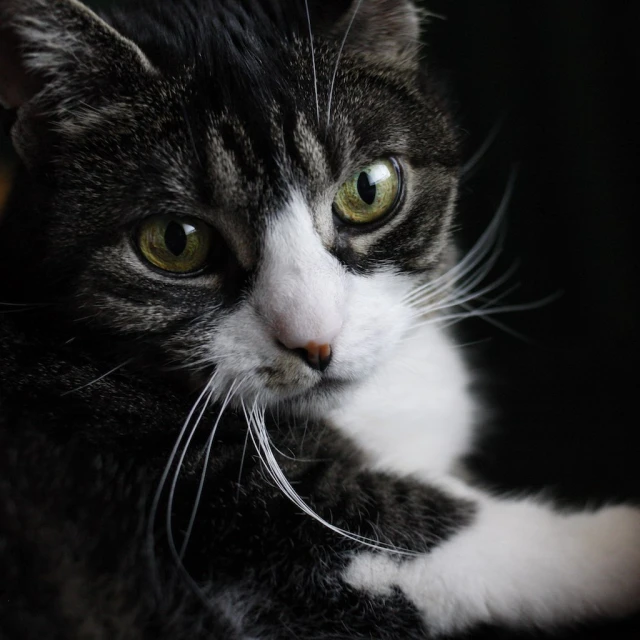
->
{"left": 300, "top": 342, "right": 333, "bottom": 372}
{"left": 278, "top": 339, "right": 333, "bottom": 372}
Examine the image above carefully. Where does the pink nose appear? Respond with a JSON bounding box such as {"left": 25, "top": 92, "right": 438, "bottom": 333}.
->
{"left": 302, "top": 341, "right": 332, "bottom": 372}
{"left": 277, "top": 339, "right": 333, "bottom": 372}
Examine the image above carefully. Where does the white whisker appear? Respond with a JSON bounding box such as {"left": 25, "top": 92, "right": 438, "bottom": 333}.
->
{"left": 325, "top": 0, "right": 363, "bottom": 135}
{"left": 456, "top": 293, "right": 561, "bottom": 333}
{"left": 146, "top": 371, "right": 218, "bottom": 594}
{"left": 402, "top": 169, "right": 517, "bottom": 307}
{"left": 178, "top": 378, "right": 241, "bottom": 561}
{"left": 459, "top": 114, "right": 506, "bottom": 180}
{"left": 406, "top": 293, "right": 560, "bottom": 336}
{"left": 454, "top": 303, "right": 533, "bottom": 342}
{"left": 304, "top": 0, "right": 320, "bottom": 125}
{"left": 165, "top": 383, "right": 216, "bottom": 568}
{"left": 61, "top": 358, "right": 133, "bottom": 396}
{"left": 0, "top": 300, "right": 52, "bottom": 307}
{"left": 241, "top": 400, "right": 416, "bottom": 556}
{"left": 409, "top": 262, "right": 521, "bottom": 320}
{"left": 235, "top": 423, "right": 251, "bottom": 503}
{"left": 162, "top": 351, "right": 237, "bottom": 373}
{"left": 409, "top": 285, "right": 520, "bottom": 330}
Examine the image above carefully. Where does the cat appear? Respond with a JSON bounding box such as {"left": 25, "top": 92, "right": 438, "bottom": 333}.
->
{"left": 0, "top": 0, "right": 639, "bottom": 638}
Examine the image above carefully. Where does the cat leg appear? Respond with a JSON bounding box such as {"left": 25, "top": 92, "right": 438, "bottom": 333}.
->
{"left": 343, "top": 477, "right": 640, "bottom": 635}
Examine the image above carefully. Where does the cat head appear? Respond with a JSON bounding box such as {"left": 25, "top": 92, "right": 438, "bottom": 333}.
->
{"left": 0, "top": 0, "right": 459, "bottom": 413}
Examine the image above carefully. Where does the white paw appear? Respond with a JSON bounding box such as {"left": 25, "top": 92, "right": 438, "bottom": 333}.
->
{"left": 344, "top": 503, "right": 640, "bottom": 635}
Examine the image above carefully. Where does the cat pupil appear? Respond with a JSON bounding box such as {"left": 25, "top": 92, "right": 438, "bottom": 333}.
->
{"left": 357, "top": 172, "right": 376, "bottom": 205}
{"left": 165, "top": 221, "right": 187, "bottom": 256}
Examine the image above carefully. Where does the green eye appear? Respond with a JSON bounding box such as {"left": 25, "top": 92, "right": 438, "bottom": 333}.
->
{"left": 334, "top": 158, "right": 401, "bottom": 225}
{"left": 137, "top": 215, "right": 212, "bottom": 274}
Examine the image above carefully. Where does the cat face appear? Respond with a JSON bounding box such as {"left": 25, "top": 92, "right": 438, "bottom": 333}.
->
{"left": 0, "top": 0, "right": 459, "bottom": 413}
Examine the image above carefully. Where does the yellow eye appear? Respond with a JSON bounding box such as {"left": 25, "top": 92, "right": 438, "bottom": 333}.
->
{"left": 137, "top": 215, "right": 212, "bottom": 274}
{"left": 334, "top": 158, "right": 401, "bottom": 225}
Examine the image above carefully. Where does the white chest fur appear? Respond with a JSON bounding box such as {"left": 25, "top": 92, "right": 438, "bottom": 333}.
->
{"left": 330, "top": 323, "right": 475, "bottom": 476}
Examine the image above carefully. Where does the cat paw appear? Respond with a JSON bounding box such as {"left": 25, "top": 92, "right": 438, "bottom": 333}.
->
{"left": 343, "top": 503, "right": 640, "bottom": 635}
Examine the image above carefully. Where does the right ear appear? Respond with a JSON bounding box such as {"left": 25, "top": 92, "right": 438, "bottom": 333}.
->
{"left": 0, "top": 0, "right": 155, "bottom": 114}
{"left": 311, "top": 0, "right": 423, "bottom": 69}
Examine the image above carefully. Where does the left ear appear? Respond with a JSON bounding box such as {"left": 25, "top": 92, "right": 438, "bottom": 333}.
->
{"left": 0, "top": 0, "right": 155, "bottom": 111}
{"left": 321, "top": 0, "right": 422, "bottom": 67}
{"left": 0, "top": 0, "right": 156, "bottom": 164}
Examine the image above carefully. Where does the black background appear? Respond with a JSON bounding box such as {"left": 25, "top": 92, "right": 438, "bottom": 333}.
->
{"left": 423, "top": 1, "right": 639, "bottom": 501}
{"left": 1, "top": 2, "right": 639, "bottom": 637}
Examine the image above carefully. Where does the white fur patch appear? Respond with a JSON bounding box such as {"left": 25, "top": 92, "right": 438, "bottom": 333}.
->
{"left": 209, "top": 193, "right": 417, "bottom": 409}
{"left": 345, "top": 483, "right": 640, "bottom": 634}
{"left": 254, "top": 193, "right": 346, "bottom": 349}
{"left": 330, "top": 323, "right": 474, "bottom": 475}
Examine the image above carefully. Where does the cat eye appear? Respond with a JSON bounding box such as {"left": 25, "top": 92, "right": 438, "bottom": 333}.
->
{"left": 137, "top": 215, "right": 213, "bottom": 275}
{"left": 333, "top": 158, "right": 402, "bottom": 225}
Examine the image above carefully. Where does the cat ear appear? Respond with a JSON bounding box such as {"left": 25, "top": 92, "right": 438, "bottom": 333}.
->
{"left": 0, "top": 0, "right": 155, "bottom": 110}
{"left": 319, "top": 0, "right": 422, "bottom": 67}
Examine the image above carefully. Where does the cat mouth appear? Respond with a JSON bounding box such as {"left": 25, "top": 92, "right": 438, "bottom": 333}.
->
{"left": 253, "top": 366, "right": 354, "bottom": 404}
{"left": 285, "top": 377, "right": 355, "bottom": 409}
{"left": 312, "top": 377, "right": 352, "bottom": 395}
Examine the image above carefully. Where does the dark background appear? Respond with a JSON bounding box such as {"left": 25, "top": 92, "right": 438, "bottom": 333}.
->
{"left": 1, "top": 1, "right": 639, "bottom": 637}
{"left": 422, "top": 1, "right": 639, "bottom": 502}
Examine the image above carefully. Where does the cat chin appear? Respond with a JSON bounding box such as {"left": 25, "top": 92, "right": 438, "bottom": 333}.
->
{"left": 280, "top": 379, "right": 358, "bottom": 417}
{"left": 221, "top": 375, "right": 358, "bottom": 418}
